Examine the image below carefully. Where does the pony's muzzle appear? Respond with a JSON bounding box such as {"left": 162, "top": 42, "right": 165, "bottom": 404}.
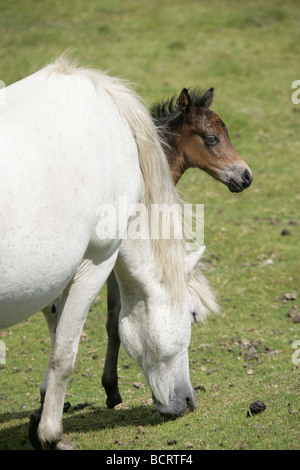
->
{"left": 153, "top": 387, "right": 196, "bottom": 416}
{"left": 186, "top": 392, "right": 196, "bottom": 412}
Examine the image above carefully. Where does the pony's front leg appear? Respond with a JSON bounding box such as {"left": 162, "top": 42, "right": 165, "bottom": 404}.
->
{"left": 30, "top": 252, "right": 118, "bottom": 450}
{"left": 102, "top": 270, "right": 122, "bottom": 408}
{"left": 40, "top": 297, "right": 62, "bottom": 401}
{"left": 29, "top": 298, "right": 62, "bottom": 450}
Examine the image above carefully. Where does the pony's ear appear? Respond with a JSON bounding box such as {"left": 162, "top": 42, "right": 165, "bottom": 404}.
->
{"left": 201, "top": 87, "right": 214, "bottom": 108}
{"left": 178, "top": 88, "right": 192, "bottom": 115}
{"left": 185, "top": 246, "right": 206, "bottom": 273}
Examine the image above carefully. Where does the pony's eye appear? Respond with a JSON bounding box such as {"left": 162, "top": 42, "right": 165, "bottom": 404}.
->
{"left": 203, "top": 135, "right": 219, "bottom": 146}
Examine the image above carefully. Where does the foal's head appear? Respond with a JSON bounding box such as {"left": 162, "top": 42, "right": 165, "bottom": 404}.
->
{"left": 152, "top": 88, "right": 253, "bottom": 191}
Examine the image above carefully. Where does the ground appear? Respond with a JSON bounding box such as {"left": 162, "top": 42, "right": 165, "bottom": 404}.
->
{"left": 0, "top": 0, "right": 299, "bottom": 450}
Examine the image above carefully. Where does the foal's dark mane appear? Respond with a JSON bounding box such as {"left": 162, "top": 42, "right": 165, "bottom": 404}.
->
{"left": 151, "top": 88, "right": 207, "bottom": 126}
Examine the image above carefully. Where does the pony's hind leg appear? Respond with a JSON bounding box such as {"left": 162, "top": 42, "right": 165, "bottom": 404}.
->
{"left": 102, "top": 271, "right": 122, "bottom": 408}
{"left": 29, "top": 251, "right": 118, "bottom": 450}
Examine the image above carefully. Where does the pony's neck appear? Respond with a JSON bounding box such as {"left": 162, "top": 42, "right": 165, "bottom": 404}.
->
{"left": 116, "top": 210, "right": 187, "bottom": 308}
{"left": 115, "top": 237, "right": 161, "bottom": 302}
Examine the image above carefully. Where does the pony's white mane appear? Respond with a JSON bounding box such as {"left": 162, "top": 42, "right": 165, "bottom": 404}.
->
{"left": 44, "top": 55, "right": 219, "bottom": 321}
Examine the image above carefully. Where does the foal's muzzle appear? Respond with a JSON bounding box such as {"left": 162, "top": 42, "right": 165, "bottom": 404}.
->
{"left": 227, "top": 168, "right": 253, "bottom": 193}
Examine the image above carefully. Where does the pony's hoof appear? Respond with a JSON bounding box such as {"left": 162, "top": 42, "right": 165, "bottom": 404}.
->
{"left": 55, "top": 437, "right": 76, "bottom": 450}
{"left": 28, "top": 408, "right": 75, "bottom": 450}
{"left": 28, "top": 408, "right": 43, "bottom": 450}
{"left": 106, "top": 392, "right": 122, "bottom": 409}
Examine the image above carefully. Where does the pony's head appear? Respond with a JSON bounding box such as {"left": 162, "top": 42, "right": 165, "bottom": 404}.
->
{"left": 152, "top": 88, "right": 253, "bottom": 191}
{"left": 116, "top": 241, "right": 218, "bottom": 416}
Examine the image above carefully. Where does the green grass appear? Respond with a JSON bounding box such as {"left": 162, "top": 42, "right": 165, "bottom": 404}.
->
{"left": 0, "top": 0, "right": 299, "bottom": 450}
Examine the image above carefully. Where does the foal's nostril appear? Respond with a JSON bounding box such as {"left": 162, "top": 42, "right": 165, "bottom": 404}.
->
{"left": 242, "top": 169, "right": 252, "bottom": 187}
{"left": 244, "top": 170, "right": 250, "bottom": 182}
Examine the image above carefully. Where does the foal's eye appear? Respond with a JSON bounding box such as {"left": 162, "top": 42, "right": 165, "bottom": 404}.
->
{"left": 202, "top": 135, "right": 219, "bottom": 146}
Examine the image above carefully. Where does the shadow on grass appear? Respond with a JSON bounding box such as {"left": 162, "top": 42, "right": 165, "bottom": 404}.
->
{"left": 0, "top": 403, "right": 173, "bottom": 450}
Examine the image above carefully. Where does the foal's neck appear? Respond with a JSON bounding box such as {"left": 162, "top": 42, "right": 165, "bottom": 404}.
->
{"left": 161, "top": 130, "right": 191, "bottom": 184}
{"left": 166, "top": 150, "right": 188, "bottom": 184}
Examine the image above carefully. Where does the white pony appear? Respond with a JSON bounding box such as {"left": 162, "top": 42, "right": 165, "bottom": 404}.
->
{"left": 0, "top": 57, "right": 218, "bottom": 450}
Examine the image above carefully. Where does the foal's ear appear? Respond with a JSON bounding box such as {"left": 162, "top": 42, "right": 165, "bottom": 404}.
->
{"left": 202, "top": 87, "right": 214, "bottom": 108}
{"left": 185, "top": 246, "right": 206, "bottom": 273}
{"left": 178, "top": 88, "right": 192, "bottom": 115}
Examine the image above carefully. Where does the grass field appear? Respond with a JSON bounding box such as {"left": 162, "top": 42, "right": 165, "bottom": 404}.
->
{"left": 0, "top": 0, "right": 299, "bottom": 451}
